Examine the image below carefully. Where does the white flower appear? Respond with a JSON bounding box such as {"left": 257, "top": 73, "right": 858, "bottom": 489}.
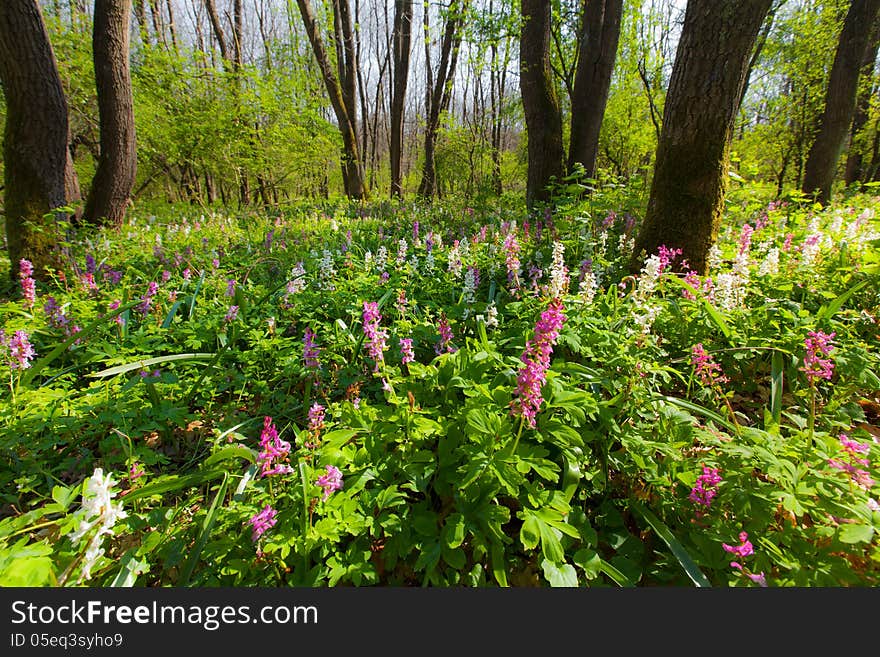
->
{"left": 485, "top": 303, "right": 499, "bottom": 329}
{"left": 637, "top": 255, "right": 662, "bottom": 299}
{"left": 547, "top": 241, "right": 569, "bottom": 299}
{"left": 757, "top": 248, "right": 779, "bottom": 277}
{"left": 707, "top": 244, "right": 723, "bottom": 272}
{"left": 68, "top": 468, "right": 127, "bottom": 583}
{"left": 579, "top": 271, "right": 598, "bottom": 305}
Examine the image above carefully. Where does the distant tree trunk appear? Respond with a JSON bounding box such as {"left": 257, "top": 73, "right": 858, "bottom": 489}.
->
{"left": 845, "top": 18, "right": 880, "bottom": 186}
{"left": 632, "top": 0, "right": 773, "bottom": 275}
{"left": 390, "top": 0, "right": 412, "bottom": 198}
{"left": 296, "top": 0, "right": 368, "bottom": 199}
{"left": 520, "top": 0, "right": 564, "bottom": 206}
{"left": 418, "top": 0, "right": 468, "bottom": 198}
{"left": 567, "top": 0, "right": 622, "bottom": 180}
{"left": 0, "top": 0, "right": 79, "bottom": 278}
{"left": 802, "top": 0, "right": 880, "bottom": 205}
{"left": 82, "top": 0, "right": 137, "bottom": 228}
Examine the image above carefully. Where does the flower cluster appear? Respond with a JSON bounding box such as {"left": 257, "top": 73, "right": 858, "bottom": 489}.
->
{"left": 435, "top": 313, "right": 455, "bottom": 354}
{"left": 303, "top": 327, "right": 321, "bottom": 369}
{"left": 689, "top": 465, "right": 722, "bottom": 512}
{"left": 248, "top": 504, "right": 277, "bottom": 542}
{"left": 136, "top": 281, "right": 159, "bottom": 315}
{"left": 511, "top": 299, "right": 566, "bottom": 428}
{"left": 362, "top": 301, "right": 388, "bottom": 370}
{"left": 68, "top": 468, "right": 128, "bottom": 582}
{"left": 399, "top": 337, "right": 415, "bottom": 365}
{"left": 316, "top": 465, "right": 343, "bottom": 501}
{"left": 224, "top": 305, "right": 239, "bottom": 323}
{"left": 257, "top": 416, "right": 293, "bottom": 477}
{"left": 801, "top": 330, "right": 835, "bottom": 383}
{"left": 19, "top": 259, "right": 36, "bottom": 310}
{"left": 828, "top": 433, "right": 874, "bottom": 490}
{"left": 547, "top": 241, "right": 569, "bottom": 299}
{"left": 3, "top": 330, "right": 36, "bottom": 370}
{"left": 722, "top": 531, "right": 766, "bottom": 586}
{"left": 690, "top": 344, "right": 728, "bottom": 387}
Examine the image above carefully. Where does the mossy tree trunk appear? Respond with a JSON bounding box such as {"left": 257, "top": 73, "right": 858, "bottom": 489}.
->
{"left": 632, "top": 0, "right": 773, "bottom": 275}
{"left": 520, "top": 0, "right": 565, "bottom": 206}
{"left": 0, "top": 0, "right": 78, "bottom": 279}
{"left": 802, "top": 0, "right": 880, "bottom": 205}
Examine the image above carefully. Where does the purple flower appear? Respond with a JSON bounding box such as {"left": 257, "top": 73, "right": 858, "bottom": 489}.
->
{"left": 7, "top": 330, "right": 36, "bottom": 370}
{"left": 303, "top": 328, "right": 320, "bottom": 369}
{"left": 226, "top": 279, "right": 236, "bottom": 297}
{"left": 44, "top": 297, "right": 69, "bottom": 330}
{"left": 691, "top": 344, "right": 728, "bottom": 387}
{"left": 434, "top": 313, "right": 455, "bottom": 355}
{"left": 19, "top": 259, "right": 33, "bottom": 278}
{"left": 316, "top": 465, "right": 343, "bottom": 501}
{"left": 257, "top": 416, "right": 293, "bottom": 477}
{"left": 307, "top": 403, "right": 325, "bottom": 434}
{"left": 801, "top": 330, "right": 835, "bottom": 383}
{"left": 248, "top": 504, "right": 278, "bottom": 542}
{"left": 657, "top": 245, "right": 683, "bottom": 274}
{"left": 722, "top": 532, "right": 754, "bottom": 558}
{"left": 224, "top": 305, "right": 239, "bottom": 323}
{"left": 510, "top": 299, "right": 566, "bottom": 428}
{"left": 136, "top": 281, "right": 159, "bottom": 315}
{"left": 399, "top": 337, "right": 415, "bottom": 365}
{"left": 161, "top": 270, "right": 172, "bottom": 283}
{"left": 689, "top": 466, "right": 722, "bottom": 511}
{"left": 362, "top": 301, "right": 388, "bottom": 370}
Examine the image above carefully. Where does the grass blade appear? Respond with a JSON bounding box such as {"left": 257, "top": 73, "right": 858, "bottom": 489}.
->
{"left": 770, "top": 349, "right": 784, "bottom": 427}
{"left": 179, "top": 473, "right": 229, "bottom": 586}
{"left": 815, "top": 279, "right": 868, "bottom": 323}
{"left": 630, "top": 500, "right": 712, "bottom": 587}
{"left": 86, "top": 353, "right": 214, "bottom": 378}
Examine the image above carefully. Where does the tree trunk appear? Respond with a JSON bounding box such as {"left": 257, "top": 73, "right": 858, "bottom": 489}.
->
{"left": 632, "top": 0, "right": 773, "bottom": 275}
{"left": 520, "top": 0, "right": 564, "bottom": 206}
{"left": 844, "top": 17, "right": 880, "bottom": 186}
{"left": 82, "top": 0, "right": 137, "bottom": 228}
{"left": 296, "top": 0, "right": 368, "bottom": 199}
{"left": 418, "top": 0, "right": 468, "bottom": 198}
{"left": 390, "top": 0, "right": 412, "bottom": 198}
{"left": 802, "top": 0, "right": 880, "bottom": 205}
{"left": 568, "top": 0, "right": 623, "bottom": 180}
{"left": 0, "top": 0, "right": 78, "bottom": 278}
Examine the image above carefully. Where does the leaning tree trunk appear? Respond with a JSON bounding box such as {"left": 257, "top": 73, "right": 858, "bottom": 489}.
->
{"left": 0, "top": 0, "right": 79, "bottom": 278}
{"left": 520, "top": 0, "right": 565, "bottom": 206}
{"left": 567, "top": 0, "right": 623, "bottom": 180}
{"left": 802, "top": 0, "right": 880, "bottom": 205}
{"left": 390, "top": 0, "right": 412, "bottom": 198}
{"left": 631, "top": 0, "right": 773, "bottom": 276}
{"left": 82, "top": 0, "right": 137, "bottom": 228}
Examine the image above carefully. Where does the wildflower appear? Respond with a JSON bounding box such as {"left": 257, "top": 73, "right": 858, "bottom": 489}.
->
{"left": 396, "top": 238, "right": 408, "bottom": 266}
{"left": 303, "top": 328, "right": 320, "bottom": 369}
{"left": 307, "top": 403, "right": 325, "bottom": 434}
{"left": 547, "top": 241, "right": 569, "bottom": 298}
{"left": 782, "top": 232, "right": 794, "bottom": 252}
{"left": 722, "top": 531, "right": 755, "bottom": 560}
{"left": 435, "top": 313, "right": 455, "bottom": 355}
{"left": 257, "top": 416, "right": 293, "bottom": 477}
{"left": 828, "top": 433, "right": 874, "bottom": 490}
{"left": 129, "top": 462, "right": 145, "bottom": 481}
{"left": 462, "top": 267, "right": 477, "bottom": 316}
{"left": 801, "top": 330, "right": 835, "bottom": 383}
{"left": 713, "top": 272, "right": 744, "bottom": 311}
{"left": 136, "top": 281, "right": 159, "bottom": 315}
{"left": 395, "top": 288, "right": 408, "bottom": 315}
{"left": 362, "top": 301, "right": 388, "bottom": 370}
{"left": 45, "top": 297, "right": 69, "bottom": 330}
{"left": 510, "top": 299, "right": 566, "bottom": 428}
{"left": 19, "top": 259, "right": 36, "bottom": 309}
{"left": 682, "top": 270, "right": 700, "bottom": 300}
{"left": 689, "top": 466, "right": 722, "bottom": 511}
{"left": 68, "top": 468, "right": 127, "bottom": 582}
{"left": 316, "top": 465, "right": 343, "bottom": 501}
{"left": 19, "top": 258, "right": 33, "bottom": 278}
{"left": 690, "top": 344, "right": 728, "bottom": 387}
{"left": 738, "top": 224, "right": 754, "bottom": 257}
{"left": 226, "top": 279, "right": 236, "bottom": 297}
{"left": 636, "top": 254, "right": 663, "bottom": 299}
{"left": 182, "top": 268, "right": 192, "bottom": 282}
{"left": 7, "top": 331, "right": 36, "bottom": 370}
{"left": 318, "top": 249, "right": 336, "bottom": 290}
{"left": 108, "top": 300, "right": 125, "bottom": 326}
{"left": 248, "top": 505, "right": 277, "bottom": 542}
{"left": 707, "top": 244, "right": 723, "bottom": 272}
{"left": 757, "top": 247, "right": 779, "bottom": 277}
{"left": 485, "top": 303, "right": 499, "bottom": 329}
{"left": 801, "top": 232, "right": 822, "bottom": 269}
{"left": 224, "top": 305, "right": 239, "bottom": 323}
{"left": 657, "top": 245, "right": 683, "bottom": 273}
{"left": 399, "top": 337, "right": 415, "bottom": 365}
{"left": 447, "top": 242, "right": 463, "bottom": 279}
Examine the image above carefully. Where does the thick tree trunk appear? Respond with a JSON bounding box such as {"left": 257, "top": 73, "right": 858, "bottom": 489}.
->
{"left": 0, "top": 0, "right": 78, "bottom": 278}
{"left": 802, "top": 0, "right": 880, "bottom": 205}
{"left": 632, "top": 0, "right": 773, "bottom": 275}
{"left": 567, "top": 0, "right": 622, "bottom": 180}
{"left": 844, "top": 18, "right": 880, "bottom": 186}
{"left": 390, "top": 0, "right": 412, "bottom": 198}
{"left": 82, "top": 0, "right": 137, "bottom": 228}
{"left": 520, "top": 0, "right": 565, "bottom": 206}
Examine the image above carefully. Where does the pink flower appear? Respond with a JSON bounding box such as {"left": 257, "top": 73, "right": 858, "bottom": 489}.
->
{"left": 801, "top": 330, "right": 835, "bottom": 383}
{"left": 7, "top": 330, "right": 36, "bottom": 370}
{"left": 19, "top": 259, "right": 33, "bottom": 278}
{"left": 435, "top": 313, "right": 455, "bottom": 354}
{"left": 303, "top": 328, "right": 320, "bottom": 369}
{"left": 722, "top": 532, "right": 754, "bottom": 558}
{"left": 307, "top": 403, "right": 325, "bottom": 434}
{"left": 316, "top": 465, "right": 343, "bottom": 501}
{"left": 226, "top": 279, "right": 236, "bottom": 297}
{"left": 248, "top": 505, "right": 277, "bottom": 542}
{"left": 257, "top": 416, "right": 293, "bottom": 477}
{"left": 362, "top": 301, "right": 388, "bottom": 370}
{"left": 510, "top": 298, "right": 566, "bottom": 428}
{"left": 691, "top": 344, "right": 728, "bottom": 387}
{"left": 224, "top": 305, "right": 239, "bottom": 323}
{"left": 689, "top": 466, "right": 722, "bottom": 511}
{"left": 399, "top": 337, "right": 415, "bottom": 365}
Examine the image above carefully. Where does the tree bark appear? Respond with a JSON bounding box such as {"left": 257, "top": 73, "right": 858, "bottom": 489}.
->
{"left": 418, "top": 0, "right": 468, "bottom": 198}
{"left": 632, "top": 0, "right": 773, "bottom": 275}
{"left": 296, "top": 0, "right": 368, "bottom": 199}
{"left": 802, "top": 0, "right": 880, "bottom": 205}
{"left": 520, "top": 0, "right": 565, "bottom": 206}
{"left": 390, "top": 0, "right": 412, "bottom": 198}
{"left": 844, "top": 16, "right": 880, "bottom": 186}
{"left": 568, "top": 0, "right": 623, "bottom": 180}
{"left": 0, "top": 0, "right": 78, "bottom": 278}
{"left": 82, "top": 0, "right": 137, "bottom": 228}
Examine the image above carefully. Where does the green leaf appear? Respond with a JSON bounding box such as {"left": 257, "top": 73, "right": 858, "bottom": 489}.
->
{"left": 838, "top": 524, "right": 874, "bottom": 544}
{"left": 815, "top": 280, "right": 869, "bottom": 323}
{"left": 87, "top": 353, "right": 215, "bottom": 378}
{"left": 123, "top": 468, "right": 227, "bottom": 502}
{"left": 769, "top": 349, "right": 784, "bottom": 427}
{"left": 541, "top": 559, "right": 579, "bottom": 587}
{"left": 629, "top": 500, "right": 711, "bottom": 587}
{"left": 442, "top": 513, "right": 466, "bottom": 549}
{"left": 110, "top": 550, "right": 149, "bottom": 587}
{"left": 179, "top": 473, "right": 229, "bottom": 585}
{"left": 203, "top": 445, "right": 256, "bottom": 467}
